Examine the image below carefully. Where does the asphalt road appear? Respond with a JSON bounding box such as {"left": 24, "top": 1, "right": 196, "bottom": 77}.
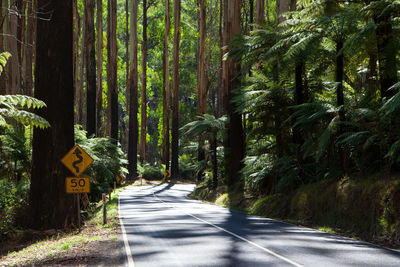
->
{"left": 118, "top": 184, "right": 400, "bottom": 267}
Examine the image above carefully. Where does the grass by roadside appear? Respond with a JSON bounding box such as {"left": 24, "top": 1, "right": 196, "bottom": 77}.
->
{"left": 0, "top": 178, "right": 188, "bottom": 266}
{"left": 0, "top": 185, "right": 129, "bottom": 267}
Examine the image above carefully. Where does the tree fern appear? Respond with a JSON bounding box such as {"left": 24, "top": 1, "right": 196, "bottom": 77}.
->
{"left": 0, "top": 52, "right": 50, "bottom": 129}
{"left": 0, "top": 95, "right": 50, "bottom": 129}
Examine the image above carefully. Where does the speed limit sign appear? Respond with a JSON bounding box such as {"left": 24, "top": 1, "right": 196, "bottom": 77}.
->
{"left": 66, "top": 177, "right": 90, "bottom": 194}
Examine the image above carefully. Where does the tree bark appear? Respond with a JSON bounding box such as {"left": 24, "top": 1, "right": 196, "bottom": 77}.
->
{"left": 140, "top": 0, "right": 148, "bottom": 162}
{"left": 78, "top": 11, "right": 85, "bottom": 126}
{"left": 0, "top": 0, "right": 7, "bottom": 95}
{"left": 18, "top": 0, "right": 26, "bottom": 94}
{"left": 276, "top": 0, "right": 289, "bottom": 24}
{"left": 24, "top": 0, "right": 34, "bottom": 96}
{"left": 197, "top": 0, "right": 207, "bottom": 181}
{"left": 108, "top": 0, "right": 118, "bottom": 142}
{"left": 223, "top": 0, "right": 244, "bottom": 195}
{"left": 30, "top": 0, "right": 78, "bottom": 229}
{"left": 171, "top": 0, "right": 181, "bottom": 179}
{"left": 127, "top": 0, "right": 139, "bottom": 179}
{"left": 85, "top": 0, "right": 97, "bottom": 137}
{"left": 217, "top": 0, "right": 224, "bottom": 116}
{"left": 96, "top": 0, "right": 103, "bottom": 136}
{"left": 8, "top": 2, "right": 19, "bottom": 94}
{"left": 162, "top": 0, "right": 171, "bottom": 170}
{"left": 255, "top": 0, "right": 264, "bottom": 26}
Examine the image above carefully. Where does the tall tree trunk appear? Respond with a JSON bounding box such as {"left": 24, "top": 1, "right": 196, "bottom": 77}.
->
{"left": 24, "top": 0, "right": 34, "bottom": 96}
{"left": 85, "top": 0, "right": 97, "bottom": 137}
{"left": 0, "top": 0, "right": 7, "bottom": 95}
{"left": 18, "top": 0, "right": 26, "bottom": 94}
{"left": 106, "top": 0, "right": 111, "bottom": 136}
{"left": 140, "top": 0, "right": 148, "bottom": 162}
{"left": 78, "top": 14, "right": 85, "bottom": 126}
{"left": 217, "top": 0, "right": 224, "bottom": 116}
{"left": 171, "top": 0, "right": 181, "bottom": 179}
{"left": 255, "top": 0, "right": 264, "bottom": 26}
{"left": 96, "top": 0, "right": 103, "bottom": 136}
{"left": 125, "top": 0, "right": 129, "bottom": 151}
{"left": 127, "top": 0, "right": 139, "bottom": 179}
{"left": 108, "top": 0, "right": 118, "bottom": 142}
{"left": 30, "top": 0, "right": 78, "bottom": 229}
{"left": 162, "top": 0, "right": 171, "bottom": 170}
{"left": 198, "top": 0, "right": 207, "bottom": 115}
{"left": 197, "top": 0, "right": 207, "bottom": 181}
{"left": 8, "top": 3, "right": 19, "bottom": 94}
{"left": 224, "top": 0, "right": 244, "bottom": 195}
{"left": 276, "top": 0, "right": 289, "bottom": 24}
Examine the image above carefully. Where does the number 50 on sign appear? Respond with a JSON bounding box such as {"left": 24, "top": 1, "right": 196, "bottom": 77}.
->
{"left": 66, "top": 177, "right": 90, "bottom": 194}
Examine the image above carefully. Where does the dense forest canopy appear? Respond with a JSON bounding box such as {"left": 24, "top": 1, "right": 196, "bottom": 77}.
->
{"left": 1, "top": 0, "right": 400, "bottom": 230}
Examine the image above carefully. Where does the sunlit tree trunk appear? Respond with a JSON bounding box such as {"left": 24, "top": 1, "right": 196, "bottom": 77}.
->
{"left": 217, "top": 0, "right": 224, "bottom": 116}
{"left": 127, "top": 0, "right": 139, "bottom": 179}
{"left": 108, "top": 0, "right": 118, "bottom": 142}
{"left": 162, "top": 0, "right": 171, "bottom": 170}
{"left": 96, "top": 0, "right": 103, "bottom": 136}
{"left": 30, "top": 0, "right": 78, "bottom": 229}
{"left": 171, "top": 0, "right": 181, "bottom": 179}
{"left": 140, "top": 0, "right": 148, "bottom": 162}
{"left": 85, "top": 0, "right": 97, "bottom": 137}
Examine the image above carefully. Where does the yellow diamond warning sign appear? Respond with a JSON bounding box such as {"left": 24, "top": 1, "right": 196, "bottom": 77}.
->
{"left": 61, "top": 145, "right": 94, "bottom": 177}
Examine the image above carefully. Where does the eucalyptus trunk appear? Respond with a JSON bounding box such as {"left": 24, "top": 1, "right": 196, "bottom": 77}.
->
{"left": 255, "top": 0, "right": 264, "bottom": 26}
{"left": 30, "top": 0, "right": 78, "bottom": 229}
{"left": 96, "top": 0, "right": 104, "bottom": 136}
{"left": 127, "top": 0, "right": 139, "bottom": 179}
{"left": 140, "top": 0, "right": 148, "bottom": 162}
{"left": 223, "top": 0, "right": 244, "bottom": 195}
{"left": 197, "top": 0, "right": 207, "bottom": 181}
{"left": 85, "top": 0, "right": 97, "bottom": 137}
{"left": 108, "top": 0, "right": 118, "bottom": 142}
{"left": 162, "top": 0, "right": 171, "bottom": 170}
{"left": 171, "top": 0, "right": 181, "bottom": 179}
{"left": 24, "top": 0, "right": 34, "bottom": 96}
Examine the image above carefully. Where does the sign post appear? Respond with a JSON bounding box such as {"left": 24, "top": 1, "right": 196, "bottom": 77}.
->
{"left": 61, "top": 145, "right": 94, "bottom": 230}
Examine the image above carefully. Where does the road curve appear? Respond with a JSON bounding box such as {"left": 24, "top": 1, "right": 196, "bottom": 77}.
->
{"left": 119, "top": 183, "right": 400, "bottom": 267}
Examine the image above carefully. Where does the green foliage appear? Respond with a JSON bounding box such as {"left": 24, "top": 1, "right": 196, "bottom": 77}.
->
{"left": 0, "top": 94, "right": 50, "bottom": 129}
{"left": 0, "top": 179, "right": 29, "bottom": 230}
{"left": 75, "top": 125, "right": 128, "bottom": 201}
{"left": 140, "top": 164, "right": 163, "bottom": 180}
{"left": 0, "top": 51, "right": 11, "bottom": 75}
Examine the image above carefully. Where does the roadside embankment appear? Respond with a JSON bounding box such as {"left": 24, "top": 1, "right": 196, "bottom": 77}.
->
{"left": 191, "top": 176, "right": 400, "bottom": 249}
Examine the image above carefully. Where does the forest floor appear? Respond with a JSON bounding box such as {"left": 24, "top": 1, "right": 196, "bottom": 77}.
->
{"left": 0, "top": 178, "right": 165, "bottom": 267}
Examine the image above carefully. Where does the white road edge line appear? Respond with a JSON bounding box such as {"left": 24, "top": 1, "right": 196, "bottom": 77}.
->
{"left": 152, "top": 188, "right": 304, "bottom": 267}
{"left": 119, "top": 194, "right": 135, "bottom": 267}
